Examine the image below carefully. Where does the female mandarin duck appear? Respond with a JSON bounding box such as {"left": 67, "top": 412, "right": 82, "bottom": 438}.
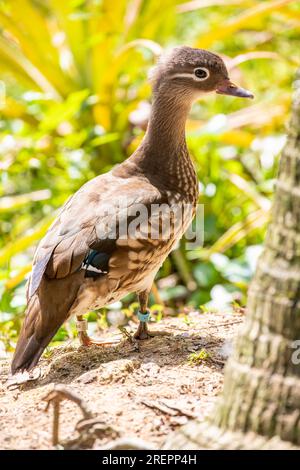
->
{"left": 11, "top": 47, "right": 253, "bottom": 374}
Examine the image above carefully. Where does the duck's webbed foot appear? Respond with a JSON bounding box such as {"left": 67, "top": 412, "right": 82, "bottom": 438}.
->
{"left": 133, "top": 310, "right": 171, "bottom": 340}
{"left": 76, "top": 317, "right": 120, "bottom": 347}
{"left": 133, "top": 319, "right": 153, "bottom": 340}
{"left": 133, "top": 320, "right": 171, "bottom": 340}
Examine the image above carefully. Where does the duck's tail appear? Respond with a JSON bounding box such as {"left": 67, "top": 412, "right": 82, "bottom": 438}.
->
{"left": 11, "top": 295, "right": 61, "bottom": 374}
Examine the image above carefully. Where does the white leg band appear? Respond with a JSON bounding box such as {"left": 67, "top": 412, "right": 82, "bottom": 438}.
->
{"left": 76, "top": 319, "right": 88, "bottom": 332}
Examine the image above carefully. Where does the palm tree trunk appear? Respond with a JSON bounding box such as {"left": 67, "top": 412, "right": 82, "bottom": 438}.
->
{"left": 164, "top": 72, "right": 300, "bottom": 450}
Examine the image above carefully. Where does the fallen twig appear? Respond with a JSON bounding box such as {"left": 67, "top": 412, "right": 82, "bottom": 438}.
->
{"left": 43, "top": 385, "right": 92, "bottom": 446}
{"left": 141, "top": 399, "right": 177, "bottom": 416}
{"left": 43, "top": 385, "right": 117, "bottom": 448}
{"left": 141, "top": 399, "right": 196, "bottom": 419}
{"left": 159, "top": 400, "right": 196, "bottom": 419}
{"left": 205, "top": 319, "right": 243, "bottom": 329}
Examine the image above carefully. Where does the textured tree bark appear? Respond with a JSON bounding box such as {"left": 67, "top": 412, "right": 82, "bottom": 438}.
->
{"left": 164, "top": 72, "right": 300, "bottom": 450}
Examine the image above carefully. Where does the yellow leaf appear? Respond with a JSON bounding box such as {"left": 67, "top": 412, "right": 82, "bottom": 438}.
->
{"left": 0, "top": 1, "right": 69, "bottom": 96}
{"left": 191, "top": 209, "right": 269, "bottom": 260}
{"left": 226, "top": 172, "right": 271, "bottom": 211}
{"left": 197, "top": 0, "right": 295, "bottom": 48}
{"left": 206, "top": 209, "right": 269, "bottom": 256}
{"left": 0, "top": 216, "right": 54, "bottom": 266}
{"left": 0, "top": 35, "right": 62, "bottom": 99}
{"left": 0, "top": 190, "right": 51, "bottom": 213}
{"left": 5, "top": 264, "right": 31, "bottom": 290}
{"left": 177, "top": 0, "right": 253, "bottom": 14}
{"left": 220, "top": 130, "right": 254, "bottom": 147}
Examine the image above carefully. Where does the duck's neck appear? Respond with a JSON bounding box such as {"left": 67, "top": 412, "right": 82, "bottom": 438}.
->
{"left": 144, "top": 91, "right": 192, "bottom": 151}
{"left": 131, "top": 88, "right": 198, "bottom": 198}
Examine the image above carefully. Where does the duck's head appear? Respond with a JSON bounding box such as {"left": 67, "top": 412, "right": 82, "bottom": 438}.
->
{"left": 151, "top": 46, "right": 254, "bottom": 100}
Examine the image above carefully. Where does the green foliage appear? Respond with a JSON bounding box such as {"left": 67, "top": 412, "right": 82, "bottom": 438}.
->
{"left": 0, "top": 0, "right": 299, "bottom": 350}
{"left": 188, "top": 348, "right": 212, "bottom": 365}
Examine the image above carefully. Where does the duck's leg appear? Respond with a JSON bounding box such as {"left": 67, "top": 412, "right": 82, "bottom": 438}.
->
{"left": 134, "top": 290, "right": 170, "bottom": 340}
{"left": 133, "top": 291, "right": 152, "bottom": 340}
{"left": 76, "top": 315, "right": 120, "bottom": 347}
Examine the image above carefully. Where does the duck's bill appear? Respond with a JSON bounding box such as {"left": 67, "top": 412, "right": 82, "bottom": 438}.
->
{"left": 216, "top": 80, "right": 254, "bottom": 99}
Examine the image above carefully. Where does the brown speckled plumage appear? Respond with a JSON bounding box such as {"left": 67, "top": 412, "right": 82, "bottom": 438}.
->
{"left": 11, "top": 47, "right": 253, "bottom": 374}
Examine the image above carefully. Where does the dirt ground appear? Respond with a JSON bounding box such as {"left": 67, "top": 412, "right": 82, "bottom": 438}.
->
{"left": 0, "top": 310, "right": 243, "bottom": 450}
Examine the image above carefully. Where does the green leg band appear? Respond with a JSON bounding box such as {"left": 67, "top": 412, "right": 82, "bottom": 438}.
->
{"left": 137, "top": 310, "right": 151, "bottom": 322}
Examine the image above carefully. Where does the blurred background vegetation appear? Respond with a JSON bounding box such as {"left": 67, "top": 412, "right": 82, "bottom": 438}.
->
{"left": 0, "top": 0, "right": 299, "bottom": 353}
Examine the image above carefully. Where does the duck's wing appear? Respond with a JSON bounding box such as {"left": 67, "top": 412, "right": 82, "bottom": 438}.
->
{"left": 28, "top": 173, "right": 163, "bottom": 299}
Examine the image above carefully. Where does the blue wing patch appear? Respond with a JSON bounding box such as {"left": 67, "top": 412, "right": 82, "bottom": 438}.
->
{"left": 82, "top": 250, "right": 110, "bottom": 278}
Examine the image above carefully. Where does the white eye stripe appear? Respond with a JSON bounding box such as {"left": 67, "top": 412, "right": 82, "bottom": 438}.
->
{"left": 170, "top": 72, "right": 194, "bottom": 80}
{"left": 170, "top": 67, "right": 210, "bottom": 82}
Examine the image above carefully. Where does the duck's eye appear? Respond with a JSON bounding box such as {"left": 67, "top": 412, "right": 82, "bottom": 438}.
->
{"left": 194, "top": 67, "right": 209, "bottom": 80}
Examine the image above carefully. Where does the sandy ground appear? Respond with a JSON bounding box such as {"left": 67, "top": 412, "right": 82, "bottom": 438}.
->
{"left": 0, "top": 310, "right": 243, "bottom": 450}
